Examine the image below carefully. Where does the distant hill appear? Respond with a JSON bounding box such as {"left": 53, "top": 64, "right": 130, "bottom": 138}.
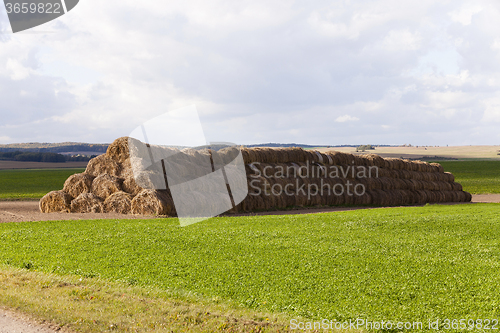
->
{"left": 244, "top": 143, "right": 396, "bottom": 148}
{"left": 0, "top": 142, "right": 108, "bottom": 154}
{"left": 0, "top": 141, "right": 398, "bottom": 153}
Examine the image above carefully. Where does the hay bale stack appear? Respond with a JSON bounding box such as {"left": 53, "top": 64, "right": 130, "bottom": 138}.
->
{"left": 104, "top": 191, "right": 133, "bottom": 214}
{"left": 91, "top": 174, "right": 122, "bottom": 200}
{"left": 39, "top": 190, "right": 72, "bottom": 213}
{"left": 71, "top": 193, "right": 104, "bottom": 213}
{"left": 40, "top": 137, "right": 470, "bottom": 216}
{"left": 63, "top": 173, "right": 94, "bottom": 198}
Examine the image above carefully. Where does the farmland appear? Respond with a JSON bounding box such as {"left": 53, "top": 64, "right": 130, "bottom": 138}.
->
{"left": 0, "top": 159, "right": 499, "bottom": 332}
{"left": 0, "top": 204, "right": 500, "bottom": 332}
{"left": 0, "top": 168, "right": 85, "bottom": 200}
{"left": 437, "top": 161, "right": 500, "bottom": 194}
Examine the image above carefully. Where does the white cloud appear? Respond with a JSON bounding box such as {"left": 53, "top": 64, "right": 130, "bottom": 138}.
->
{"left": 382, "top": 29, "right": 422, "bottom": 51}
{"left": 335, "top": 115, "right": 360, "bottom": 123}
{"left": 449, "top": 4, "right": 484, "bottom": 25}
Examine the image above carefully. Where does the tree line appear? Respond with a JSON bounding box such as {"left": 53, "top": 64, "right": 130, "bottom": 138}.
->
{"left": 0, "top": 151, "right": 96, "bottom": 163}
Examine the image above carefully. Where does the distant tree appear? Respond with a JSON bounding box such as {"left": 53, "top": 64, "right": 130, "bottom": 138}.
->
{"left": 13, "top": 152, "right": 66, "bottom": 162}
{"left": 356, "top": 144, "right": 375, "bottom": 152}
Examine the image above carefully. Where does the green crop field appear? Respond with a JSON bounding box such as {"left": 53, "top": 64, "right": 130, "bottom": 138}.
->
{"left": 1, "top": 204, "right": 500, "bottom": 331}
{"left": 437, "top": 161, "right": 500, "bottom": 194}
{"left": 0, "top": 168, "right": 85, "bottom": 199}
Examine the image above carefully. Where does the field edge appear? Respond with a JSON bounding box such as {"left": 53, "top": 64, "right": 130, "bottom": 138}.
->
{"left": 0, "top": 265, "right": 349, "bottom": 333}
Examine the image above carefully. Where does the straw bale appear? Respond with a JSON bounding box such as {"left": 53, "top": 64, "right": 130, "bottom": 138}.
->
{"left": 104, "top": 191, "right": 133, "bottom": 214}
{"left": 444, "top": 172, "right": 455, "bottom": 182}
{"left": 106, "top": 136, "right": 130, "bottom": 163}
{"left": 430, "top": 163, "right": 444, "bottom": 173}
{"left": 361, "top": 154, "right": 385, "bottom": 168}
{"left": 39, "top": 190, "right": 72, "bottom": 213}
{"left": 122, "top": 176, "right": 143, "bottom": 196}
{"left": 63, "top": 173, "right": 94, "bottom": 199}
{"left": 239, "top": 196, "right": 254, "bottom": 212}
{"left": 71, "top": 193, "right": 104, "bottom": 213}
{"left": 436, "top": 191, "right": 447, "bottom": 203}
{"left": 240, "top": 148, "right": 251, "bottom": 164}
{"left": 131, "top": 189, "right": 174, "bottom": 216}
{"left": 92, "top": 174, "right": 122, "bottom": 199}
{"left": 86, "top": 154, "right": 121, "bottom": 177}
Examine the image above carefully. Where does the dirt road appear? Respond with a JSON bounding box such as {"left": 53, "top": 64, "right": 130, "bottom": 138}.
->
{"left": 0, "top": 308, "right": 62, "bottom": 333}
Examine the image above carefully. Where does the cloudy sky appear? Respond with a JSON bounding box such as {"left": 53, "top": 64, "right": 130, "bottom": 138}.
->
{"left": 1, "top": 0, "right": 500, "bottom": 146}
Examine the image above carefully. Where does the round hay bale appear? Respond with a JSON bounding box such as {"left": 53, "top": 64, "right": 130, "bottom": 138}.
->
{"left": 383, "top": 159, "right": 394, "bottom": 169}
{"left": 437, "top": 181, "right": 453, "bottom": 191}
{"left": 359, "top": 154, "right": 374, "bottom": 166}
{"left": 106, "top": 137, "right": 130, "bottom": 163}
{"left": 118, "top": 158, "right": 133, "bottom": 179}
{"left": 430, "top": 163, "right": 444, "bottom": 173}
{"left": 86, "top": 154, "right": 121, "bottom": 177}
{"left": 240, "top": 148, "right": 251, "bottom": 164}
{"left": 402, "top": 159, "right": 413, "bottom": 171}
{"left": 246, "top": 149, "right": 258, "bottom": 164}
{"left": 292, "top": 147, "right": 308, "bottom": 163}
{"left": 279, "top": 148, "right": 290, "bottom": 163}
{"left": 39, "top": 190, "right": 72, "bottom": 213}
{"left": 435, "top": 191, "right": 446, "bottom": 203}
{"left": 131, "top": 189, "right": 174, "bottom": 216}
{"left": 444, "top": 172, "right": 455, "bottom": 182}
{"left": 92, "top": 174, "right": 122, "bottom": 199}
{"left": 63, "top": 173, "right": 94, "bottom": 199}
{"left": 71, "top": 193, "right": 104, "bottom": 213}
{"left": 252, "top": 148, "right": 267, "bottom": 163}
{"left": 416, "top": 190, "right": 428, "bottom": 204}
{"left": 368, "top": 189, "right": 383, "bottom": 206}
{"left": 104, "top": 191, "right": 133, "bottom": 214}
{"left": 122, "top": 176, "right": 143, "bottom": 196}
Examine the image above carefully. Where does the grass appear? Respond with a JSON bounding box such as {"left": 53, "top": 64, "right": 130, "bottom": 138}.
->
{"left": 0, "top": 168, "right": 85, "bottom": 200}
{"left": 0, "top": 266, "right": 296, "bottom": 333}
{"left": 1, "top": 204, "right": 500, "bottom": 331}
{"left": 438, "top": 161, "right": 500, "bottom": 194}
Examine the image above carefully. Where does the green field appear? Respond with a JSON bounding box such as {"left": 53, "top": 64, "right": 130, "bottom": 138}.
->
{"left": 1, "top": 204, "right": 500, "bottom": 330}
{"left": 0, "top": 168, "right": 85, "bottom": 199}
{"left": 437, "top": 161, "right": 500, "bottom": 194}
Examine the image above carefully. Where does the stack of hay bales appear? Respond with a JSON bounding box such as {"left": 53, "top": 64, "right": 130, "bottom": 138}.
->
{"left": 40, "top": 137, "right": 175, "bottom": 216}
{"left": 237, "top": 149, "right": 471, "bottom": 211}
{"left": 40, "top": 137, "right": 471, "bottom": 216}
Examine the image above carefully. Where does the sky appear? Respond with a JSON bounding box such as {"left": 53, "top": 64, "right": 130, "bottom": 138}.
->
{"left": 1, "top": 0, "right": 500, "bottom": 146}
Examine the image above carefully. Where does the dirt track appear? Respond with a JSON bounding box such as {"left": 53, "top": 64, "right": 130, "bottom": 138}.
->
{"left": 0, "top": 307, "right": 62, "bottom": 333}
{"left": 1, "top": 195, "right": 499, "bottom": 223}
